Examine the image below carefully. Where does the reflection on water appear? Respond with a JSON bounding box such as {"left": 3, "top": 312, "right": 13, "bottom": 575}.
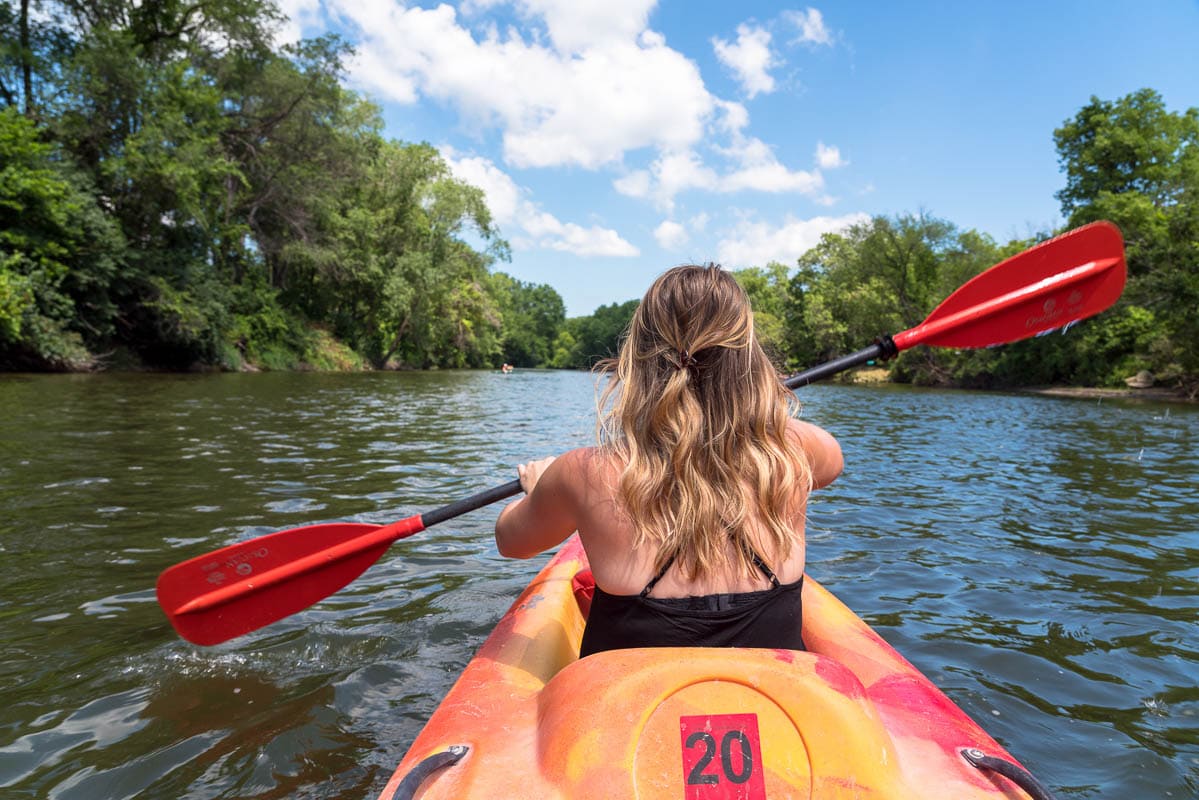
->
{"left": 0, "top": 371, "right": 1195, "bottom": 798}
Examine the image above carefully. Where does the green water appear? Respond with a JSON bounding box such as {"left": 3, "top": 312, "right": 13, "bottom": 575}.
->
{"left": 0, "top": 371, "right": 1196, "bottom": 798}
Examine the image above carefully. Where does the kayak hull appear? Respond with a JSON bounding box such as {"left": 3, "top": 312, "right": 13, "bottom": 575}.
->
{"left": 378, "top": 536, "right": 1040, "bottom": 799}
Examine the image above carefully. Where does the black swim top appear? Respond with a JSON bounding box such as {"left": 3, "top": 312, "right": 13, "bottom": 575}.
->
{"left": 578, "top": 548, "right": 805, "bottom": 658}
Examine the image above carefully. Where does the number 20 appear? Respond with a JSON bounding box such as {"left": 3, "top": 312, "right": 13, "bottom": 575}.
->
{"left": 684, "top": 730, "right": 754, "bottom": 785}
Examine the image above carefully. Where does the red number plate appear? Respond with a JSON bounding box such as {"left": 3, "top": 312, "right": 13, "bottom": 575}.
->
{"left": 679, "top": 714, "right": 766, "bottom": 799}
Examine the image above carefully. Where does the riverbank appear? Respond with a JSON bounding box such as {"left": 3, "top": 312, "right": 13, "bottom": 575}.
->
{"left": 1018, "top": 385, "right": 1197, "bottom": 403}
{"left": 842, "top": 366, "right": 1196, "bottom": 403}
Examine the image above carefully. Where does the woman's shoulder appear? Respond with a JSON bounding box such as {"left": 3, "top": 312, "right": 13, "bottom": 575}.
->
{"left": 554, "top": 446, "right": 620, "bottom": 484}
{"left": 786, "top": 418, "right": 844, "bottom": 489}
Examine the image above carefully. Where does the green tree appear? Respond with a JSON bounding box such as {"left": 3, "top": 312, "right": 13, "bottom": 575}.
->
{"left": 285, "top": 139, "right": 508, "bottom": 368}
{"left": 788, "top": 214, "right": 1019, "bottom": 385}
{"left": 1054, "top": 88, "right": 1199, "bottom": 392}
{"left": 491, "top": 271, "right": 566, "bottom": 367}
{"left": 733, "top": 262, "right": 791, "bottom": 367}
{"left": 552, "top": 299, "right": 638, "bottom": 369}
{"left": 0, "top": 107, "right": 124, "bottom": 369}
{"left": 791, "top": 214, "right": 952, "bottom": 378}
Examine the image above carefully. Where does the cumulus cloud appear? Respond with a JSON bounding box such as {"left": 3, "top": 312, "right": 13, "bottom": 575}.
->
{"left": 468, "top": 0, "right": 657, "bottom": 54}
{"left": 618, "top": 115, "right": 825, "bottom": 210}
{"left": 815, "top": 142, "right": 846, "bottom": 169}
{"left": 712, "top": 24, "right": 777, "bottom": 98}
{"left": 654, "top": 220, "right": 689, "bottom": 250}
{"left": 328, "top": 0, "right": 713, "bottom": 170}
{"left": 719, "top": 135, "right": 823, "bottom": 193}
{"left": 273, "top": 0, "right": 323, "bottom": 45}
{"left": 784, "top": 7, "right": 833, "bottom": 46}
{"left": 716, "top": 212, "right": 868, "bottom": 267}
{"left": 446, "top": 152, "right": 639, "bottom": 257}
{"left": 292, "top": 2, "right": 845, "bottom": 212}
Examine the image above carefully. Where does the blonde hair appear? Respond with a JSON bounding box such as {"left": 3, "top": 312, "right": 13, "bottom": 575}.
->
{"left": 597, "top": 265, "right": 813, "bottom": 581}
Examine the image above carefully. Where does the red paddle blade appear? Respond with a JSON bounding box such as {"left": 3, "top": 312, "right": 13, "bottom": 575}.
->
{"left": 893, "top": 221, "right": 1126, "bottom": 350}
{"left": 156, "top": 518, "right": 422, "bottom": 645}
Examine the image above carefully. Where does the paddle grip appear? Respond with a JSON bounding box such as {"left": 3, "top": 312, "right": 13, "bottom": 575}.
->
{"left": 421, "top": 479, "right": 523, "bottom": 528}
{"left": 784, "top": 336, "right": 897, "bottom": 389}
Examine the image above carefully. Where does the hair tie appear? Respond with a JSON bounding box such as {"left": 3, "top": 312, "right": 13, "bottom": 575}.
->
{"left": 677, "top": 349, "right": 698, "bottom": 370}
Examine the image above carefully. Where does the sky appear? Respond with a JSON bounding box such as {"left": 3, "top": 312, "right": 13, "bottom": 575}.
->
{"left": 275, "top": 0, "right": 1199, "bottom": 316}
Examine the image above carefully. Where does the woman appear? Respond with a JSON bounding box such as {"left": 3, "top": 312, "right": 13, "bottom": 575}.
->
{"left": 495, "top": 265, "right": 842, "bottom": 657}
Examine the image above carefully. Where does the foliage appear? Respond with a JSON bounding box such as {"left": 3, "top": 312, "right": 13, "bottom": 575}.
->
{"left": 732, "top": 263, "right": 792, "bottom": 367}
{"left": 0, "top": 1, "right": 517, "bottom": 372}
{"left": 1054, "top": 88, "right": 1199, "bottom": 392}
{"left": 551, "top": 300, "right": 639, "bottom": 370}
{"left": 788, "top": 214, "right": 1003, "bottom": 384}
{"left": 491, "top": 271, "right": 567, "bottom": 368}
{"left": 0, "top": 106, "right": 123, "bottom": 369}
{"left": 1, "top": 6, "right": 1193, "bottom": 401}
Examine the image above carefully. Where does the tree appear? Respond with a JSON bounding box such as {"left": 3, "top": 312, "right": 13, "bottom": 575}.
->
{"left": 283, "top": 139, "right": 508, "bottom": 369}
{"left": 733, "top": 262, "right": 791, "bottom": 367}
{"left": 551, "top": 299, "right": 638, "bottom": 369}
{"left": 791, "top": 214, "right": 951, "bottom": 378}
{"left": 0, "top": 107, "right": 124, "bottom": 369}
{"left": 491, "top": 272, "right": 566, "bottom": 367}
{"left": 1054, "top": 88, "right": 1199, "bottom": 391}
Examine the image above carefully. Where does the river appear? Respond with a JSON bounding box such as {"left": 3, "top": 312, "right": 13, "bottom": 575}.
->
{"left": 0, "top": 370, "right": 1195, "bottom": 798}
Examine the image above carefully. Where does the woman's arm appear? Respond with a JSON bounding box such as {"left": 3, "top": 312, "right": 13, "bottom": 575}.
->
{"left": 495, "top": 451, "right": 582, "bottom": 559}
{"left": 788, "top": 419, "right": 844, "bottom": 490}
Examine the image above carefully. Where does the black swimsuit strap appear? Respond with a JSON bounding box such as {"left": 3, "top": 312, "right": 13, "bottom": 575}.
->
{"left": 640, "top": 545, "right": 779, "bottom": 597}
{"left": 640, "top": 552, "right": 677, "bottom": 598}
{"left": 748, "top": 549, "right": 781, "bottom": 588}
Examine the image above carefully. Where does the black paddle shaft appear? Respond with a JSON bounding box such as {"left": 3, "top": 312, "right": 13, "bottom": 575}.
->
{"left": 421, "top": 479, "right": 523, "bottom": 528}
{"left": 784, "top": 335, "right": 898, "bottom": 390}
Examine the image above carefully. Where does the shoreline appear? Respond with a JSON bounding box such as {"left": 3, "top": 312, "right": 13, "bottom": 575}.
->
{"left": 843, "top": 367, "right": 1195, "bottom": 403}
{"left": 1015, "top": 385, "right": 1196, "bottom": 403}
{"left": 6, "top": 366, "right": 1196, "bottom": 404}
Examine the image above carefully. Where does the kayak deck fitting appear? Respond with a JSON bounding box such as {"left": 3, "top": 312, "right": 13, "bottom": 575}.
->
{"left": 377, "top": 536, "right": 1052, "bottom": 799}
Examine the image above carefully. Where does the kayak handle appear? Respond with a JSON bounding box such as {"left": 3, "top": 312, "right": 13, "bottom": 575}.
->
{"left": 961, "top": 748, "right": 1057, "bottom": 800}
{"left": 391, "top": 745, "right": 469, "bottom": 800}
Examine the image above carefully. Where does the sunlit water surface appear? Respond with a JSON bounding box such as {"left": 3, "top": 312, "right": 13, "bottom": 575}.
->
{"left": 0, "top": 370, "right": 1195, "bottom": 798}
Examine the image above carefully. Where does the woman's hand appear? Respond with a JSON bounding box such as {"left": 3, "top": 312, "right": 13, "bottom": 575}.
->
{"left": 496, "top": 453, "right": 575, "bottom": 559}
{"left": 517, "top": 456, "right": 557, "bottom": 495}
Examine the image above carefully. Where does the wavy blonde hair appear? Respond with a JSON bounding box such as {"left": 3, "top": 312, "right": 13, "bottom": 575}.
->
{"left": 596, "top": 265, "right": 813, "bottom": 581}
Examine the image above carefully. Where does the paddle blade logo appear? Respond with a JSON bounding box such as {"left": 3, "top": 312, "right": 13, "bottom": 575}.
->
{"left": 679, "top": 714, "right": 766, "bottom": 799}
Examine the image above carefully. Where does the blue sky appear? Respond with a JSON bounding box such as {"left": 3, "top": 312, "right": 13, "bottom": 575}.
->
{"left": 277, "top": 1, "right": 1199, "bottom": 316}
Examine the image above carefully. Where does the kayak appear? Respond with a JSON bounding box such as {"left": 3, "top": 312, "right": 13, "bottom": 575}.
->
{"left": 376, "top": 535, "right": 1052, "bottom": 799}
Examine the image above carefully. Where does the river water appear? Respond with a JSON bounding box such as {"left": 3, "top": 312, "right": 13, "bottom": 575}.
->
{"left": 0, "top": 370, "right": 1195, "bottom": 798}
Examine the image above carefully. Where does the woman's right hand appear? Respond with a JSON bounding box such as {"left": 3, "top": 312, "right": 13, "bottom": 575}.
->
{"left": 517, "top": 456, "right": 557, "bottom": 495}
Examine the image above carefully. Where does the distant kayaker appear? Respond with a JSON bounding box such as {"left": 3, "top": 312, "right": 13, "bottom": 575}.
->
{"left": 495, "top": 264, "right": 843, "bottom": 656}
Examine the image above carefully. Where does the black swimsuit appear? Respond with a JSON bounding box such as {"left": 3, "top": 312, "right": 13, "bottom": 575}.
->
{"left": 578, "top": 549, "right": 806, "bottom": 658}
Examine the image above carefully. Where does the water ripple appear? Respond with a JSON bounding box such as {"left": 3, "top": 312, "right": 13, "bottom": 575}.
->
{"left": 0, "top": 372, "right": 1195, "bottom": 798}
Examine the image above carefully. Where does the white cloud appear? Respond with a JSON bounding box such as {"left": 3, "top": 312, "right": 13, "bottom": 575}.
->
{"left": 329, "top": 0, "right": 714, "bottom": 170}
{"left": 716, "top": 212, "right": 868, "bottom": 267}
{"left": 719, "top": 135, "right": 823, "bottom": 193}
{"left": 446, "top": 152, "right": 639, "bottom": 257}
{"left": 785, "top": 8, "right": 833, "bottom": 46}
{"left": 613, "top": 170, "right": 652, "bottom": 198}
{"left": 712, "top": 24, "right": 777, "bottom": 98}
{"left": 616, "top": 133, "right": 823, "bottom": 211}
{"left": 654, "top": 220, "right": 689, "bottom": 249}
{"left": 298, "top": 2, "right": 846, "bottom": 213}
{"left": 273, "top": 0, "right": 323, "bottom": 45}
{"left": 469, "top": 0, "right": 658, "bottom": 54}
{"left": 815, "top": 141, "right": 846, "bottom": 169}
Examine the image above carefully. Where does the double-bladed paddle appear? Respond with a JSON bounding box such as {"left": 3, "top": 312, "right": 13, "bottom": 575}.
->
{"left": 157, "top": 221, "right": 1126, "bottom": 645}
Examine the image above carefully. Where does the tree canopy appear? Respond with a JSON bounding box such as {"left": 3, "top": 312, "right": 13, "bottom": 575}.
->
{"left": 0, "top": 6, "right": 1193, "bottom": 401}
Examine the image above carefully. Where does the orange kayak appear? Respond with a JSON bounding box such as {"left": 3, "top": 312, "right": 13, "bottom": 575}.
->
{"left": 378, "top": 535, "right": 1052, "bottom": 799}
